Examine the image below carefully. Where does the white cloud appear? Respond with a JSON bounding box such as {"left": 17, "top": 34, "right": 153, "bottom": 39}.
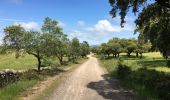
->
{"left": 85, "top": 19, "right": 134, "bottom": 35}
{"left": 9, "top": 0, "right": 23, "bottom": 4}
{"left": 77, "top": 20, "right": 85, "bottom": 26}
{"left": 85, "top": 19, "right": 121, "bottom": 34}
{"left": 14, "top": 22, "right": 40, "bottom": 31}
{"left": 68, "top": 30, "right": 83, "bottom": 37}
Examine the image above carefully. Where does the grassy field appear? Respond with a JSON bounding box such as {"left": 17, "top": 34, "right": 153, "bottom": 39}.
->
{"left": 0, "top": 53, "right": 68, "bottom": 70}
{"left": 0, "top": 54, "right": 36, "bottom": 70}
{"left": 100, "top": 52, "right": 170, "bottom": 74}
{"left": 99, "top": 52, "right": 170, "bottom": 99}
{"left": 0, "top": 80, "right": 38, "bottom": 100}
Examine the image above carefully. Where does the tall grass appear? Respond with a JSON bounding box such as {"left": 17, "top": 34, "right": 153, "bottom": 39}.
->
{"left": 99, "top": 52, "right": 170, "bottom": 99}
{"left": 0, "top": 54, "right": 36, "bottom": 70}
{"left": 0, "top": 80, "right": 38, "bottom": 100}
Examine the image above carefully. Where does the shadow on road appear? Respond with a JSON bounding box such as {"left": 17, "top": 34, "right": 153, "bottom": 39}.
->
{"left": 87, "top": 74, "right": 139, "bottom": 100}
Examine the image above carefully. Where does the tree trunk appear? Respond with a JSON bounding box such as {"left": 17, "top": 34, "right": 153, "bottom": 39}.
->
{"left": 127, "top": 52, "right": 131, "bottom": 57}
{"left": 37, "top": 56, "right": 41, "bottom": 73}
{"left": 115, "top": 53, "right": 117, "bottom": 57}
{"left": 59, "top": 56, "right": 63, "bottom": 65}
{"left": 136, "top": 52, "right": 139, "bottom": 57}
{"left": 27, "top": 51, "right": 42, "bottom": 73}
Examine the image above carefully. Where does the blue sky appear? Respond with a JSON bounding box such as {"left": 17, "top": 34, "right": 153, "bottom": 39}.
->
{"left": 0, "top": 0, "right": 140, "bottom": 45}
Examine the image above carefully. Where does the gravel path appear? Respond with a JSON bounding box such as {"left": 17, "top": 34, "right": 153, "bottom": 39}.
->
{"left": 50, "top": 56, "right": 137, "bottom": 100}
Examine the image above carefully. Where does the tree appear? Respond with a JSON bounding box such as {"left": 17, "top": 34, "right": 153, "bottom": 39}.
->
{"left": 70, "top": 38, "right": 81, "bottom": 62}
{"left": 24, "top": 31, "right": 46, "bottom": 72}
{"left": 107, "top": 38, "right": 122, "bottom": 57}
{"left": 125, "top": 39, "right": 137, "bottom": 57}
{"left": 3, "top": 25, "right": 25, "bottom": 58}
{"left": 3, "top": 26, "right": 46, "bottom": 73}
{"left": 101, "top": 43, "right": 112, "bottom": 57}
{"left": 80, "top": 41, "right": 90, "bottom": 57}
{"left": 135, "top": 3, "right": 170, "bottom": 59}
{"left": 91, "top": 46, "right": 101, "bottom": 55}
{"left": 134, "top": 41, "right": 151, "bottom": 58}
{"left": 109, "top": 0, "right": 170, "bottom": 27}
{"left": 41, "top": 17, "right": 68, "bottom": 64}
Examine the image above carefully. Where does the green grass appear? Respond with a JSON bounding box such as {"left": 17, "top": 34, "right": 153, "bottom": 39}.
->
{"left": 0, "top": 54, "right": 36, "bottom": 70}
{"left": 0, "top": 80, "right": 38, "bottom": 100}
{"left": 100, "top": 52, "right": 170, "bottom": 73}
{"left": 0, "top": 54, "right": 69, "bottom": 70}
{"left": 99, "top": 52, "right": 170, "bottom": 99}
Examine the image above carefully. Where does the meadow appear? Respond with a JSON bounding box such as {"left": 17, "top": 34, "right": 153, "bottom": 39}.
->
{"left": 99, "top": 52, "right": 170, "bottom": 99}
{"left": 0, "top": 54, "right": 36, "bottom": 70}
{"left": 0, "top": 53, "right": 66, "bottom": 70}
{"left": 100, "top": 52, "right": 170, "bottom": 74}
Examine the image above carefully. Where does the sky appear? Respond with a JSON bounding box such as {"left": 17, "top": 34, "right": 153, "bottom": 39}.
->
{"left": 0, "top": 0, "right": 140, "bottom": 45}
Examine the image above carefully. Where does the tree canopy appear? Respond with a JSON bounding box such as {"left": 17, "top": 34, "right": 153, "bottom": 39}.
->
{"left": 109, "top": 0, "right": 170, "bottom": 27}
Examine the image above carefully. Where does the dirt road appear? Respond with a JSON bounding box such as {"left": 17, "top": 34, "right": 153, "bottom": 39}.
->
{"left": 50, "top": 55, "right": 137, "bottom": 100}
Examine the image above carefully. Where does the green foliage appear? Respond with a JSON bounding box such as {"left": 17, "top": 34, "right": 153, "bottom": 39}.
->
{"left": 21, "top": 69, "right": 42, "bottom": 80}
{"left": 92, "top": 38, "right": 151, "bottom": 58}
{"left": 3, "top": 25, "right": 26, "bottom": 58}
{"left": 70, "top": 38, "right": 81, "bottom": 61}
{"left": 0, "top": 80, "right": 37, "bottom": 100}
{"left": 109, "top": 0, "right": 170, "bottom": 27}
{"left": 80, "top": 41, "right": 90, "bottom": 57}
{"left": 116, "top": 62, "right": 131, "bottom": 79}
{"left": 167, "top": 60, "right": 170, "bottom": 68}
{"left": 135, "top": 3, "right": 170, "bottom": 59}
{"left": 124, "top": 68, "right": 170, "bottom": 99}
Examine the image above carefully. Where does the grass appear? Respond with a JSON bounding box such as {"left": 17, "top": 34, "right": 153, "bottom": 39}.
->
{"left": 0, "top": 53, "right": 69, "bottom": 70}
{"left": 99, "top": 52, "right": 170, "bottom": 99}
{"left": 0, "top": 54, "right": 36, "bottom": 70}
{"left": 0, "top": 80, "right": 38, "bottom": 100}
{"left": 100, "top": 52, "right": 170, "bottom": 73}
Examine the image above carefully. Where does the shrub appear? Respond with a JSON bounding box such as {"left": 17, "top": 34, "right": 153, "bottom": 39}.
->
{"left": 99, "top": 54, "right": 106, "bottom": 60}
{"left": 21, "top": 69, "right": 42, "bottom": 80}
{"left": 167, "top": 60, "right": 170, "bottom": 68}
{"left": 116, "top": 62, "right": 131, "bottom": 79}
{"left": 125, "top": 67, "right": 170, "bottom": 99}
{"left": 41, "top": 68, "right": 62, "bottom": 76}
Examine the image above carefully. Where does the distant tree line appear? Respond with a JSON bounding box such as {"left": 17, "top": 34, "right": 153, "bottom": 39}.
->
{"left": 91, "top": 38, "right": 151, "bottom": 58}
{"left": 2, "top": 17, "right": 90, "bottom": 73}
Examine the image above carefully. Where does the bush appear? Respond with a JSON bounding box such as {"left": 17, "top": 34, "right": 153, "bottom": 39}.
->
{"left": 118, "top": 66, "right": 170, "bottom": 99}
{"left": 41, "top": 68, "right": 62, "bottom": 76}
{"left": 167, "top": 60, "right": 170, "bottom": 68}
{"left": 21, "top": 69, "right": 42, "bottom": 80}
{"left": 116, "top": 62, "right": 131, "bottom": 79}
{"left": 99, "top": 54, "right": 106, "bottom": 60}
{"left": 113, "top": 59, "right": 170, "bottom": 99}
